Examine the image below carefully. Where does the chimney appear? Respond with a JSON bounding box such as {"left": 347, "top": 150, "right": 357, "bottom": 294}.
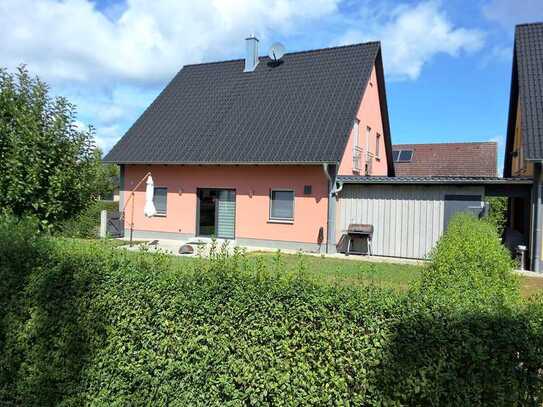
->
{"left": 244, "top": 35, "right": 259, "bottom": 72}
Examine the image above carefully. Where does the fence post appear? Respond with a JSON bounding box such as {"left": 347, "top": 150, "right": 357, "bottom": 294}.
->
{"left": 100, "top": 210, "right": 107, "bottom": 238}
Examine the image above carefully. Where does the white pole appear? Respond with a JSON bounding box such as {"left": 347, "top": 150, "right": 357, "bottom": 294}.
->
{"left": 99, "top": 209, "right": 107, "bottom": 238}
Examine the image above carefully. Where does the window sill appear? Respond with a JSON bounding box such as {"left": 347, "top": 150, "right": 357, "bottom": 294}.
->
{"left": 154, "top": 214, "right": 167, "bottom": 218}
{"left": 268, "top": 219, "right": 294, "bottom": 225}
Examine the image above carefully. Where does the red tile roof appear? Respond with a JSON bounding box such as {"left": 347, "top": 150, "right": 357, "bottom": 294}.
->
{"left": 393, "top": 142, "right": 498, "bottom": 177}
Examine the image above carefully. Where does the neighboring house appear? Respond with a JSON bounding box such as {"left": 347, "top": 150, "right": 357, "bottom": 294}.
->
{"left": 392, "top": 142, "right": 498, "bottom": 177}
{"left": 503, "top": 22, "right": 543, "bottom": 272}
{"left": 104, "top": 38, "right": 394, "bottom": 253}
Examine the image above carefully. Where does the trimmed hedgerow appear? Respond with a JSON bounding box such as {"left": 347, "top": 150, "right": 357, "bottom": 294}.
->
{"left": 414, "top": 213, "right": 520, "bottom": 310}
{"left": 0, "top": 215, "right": 542, "bottom": 405}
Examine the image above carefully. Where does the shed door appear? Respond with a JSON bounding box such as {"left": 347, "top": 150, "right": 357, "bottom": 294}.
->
{"left": 217, "top": 189, "right": 236, "bottom": 239}
{"left": 443, "top": 195, "right": 483, "bottom": 230}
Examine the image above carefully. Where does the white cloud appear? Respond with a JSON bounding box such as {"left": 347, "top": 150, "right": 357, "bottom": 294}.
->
{"left": 0, "top": 0, "right": 340, "bottom": 85}
{"left": 337, "top": 2, "right": 485, "bottom": 80}
{"left": 483, "top": 0, "right": 543, "bottom": 29}
{"left": 0, "top": 0, "right": 487, "bottom": 153}
{"left": 0, "top": 0, "right": 341, "bottom": 152}
{"left": 95, "top": 124, "right": 123, "bottom": 152}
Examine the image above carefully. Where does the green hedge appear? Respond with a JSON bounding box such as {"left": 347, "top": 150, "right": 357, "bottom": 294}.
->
{"left": 1, "top": 216, "right": 542, "bottom": 405}
{"left": 415, "top": 213, "right": 520, "bottom": 310}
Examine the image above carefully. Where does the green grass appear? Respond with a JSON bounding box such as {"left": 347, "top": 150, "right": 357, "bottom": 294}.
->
{"left": 520, "top": 275, "right": 543, "bottom": 298}
{"left": 248, "top": 252, "right": 421, "bottom": 291}
{"left": 86, "top": 239, "right": 543, "bottom": 298}
{"left": 224, "top": 251, "right": 541, "bottom": 298}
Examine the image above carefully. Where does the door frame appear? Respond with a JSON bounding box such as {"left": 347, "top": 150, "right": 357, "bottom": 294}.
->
{"left": 196, "top": 188, "right": 236, "bottom": 239}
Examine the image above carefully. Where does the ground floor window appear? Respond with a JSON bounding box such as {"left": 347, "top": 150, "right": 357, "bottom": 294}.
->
{"left": 269, "top": 190, "right": 294, "bottom": 222}
{"left": 153, "top": 187, "right": 167, "bottom": 216}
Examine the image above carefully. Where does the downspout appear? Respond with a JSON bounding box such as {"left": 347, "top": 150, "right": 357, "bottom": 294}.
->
{"left": 323, "top": 163, "right": 339, "bottom": 254}
{"left": 334, "top": 180, "right": 344, "bottom": 195}
{"left": 533, "top": 162, "right": 543, "bottom": 273}
{"left": 323, "top": 163, "right": 332, "bottom": 184}
{"left": 323, "top": 163, "right": 343, "bottom": 195}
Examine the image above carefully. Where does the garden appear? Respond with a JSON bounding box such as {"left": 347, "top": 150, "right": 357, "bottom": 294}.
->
{"left": 1, "top": 64, "right": 542, "bottom": 406}
{"left": 1, "top": 214, "right": 542, "bottom": 405}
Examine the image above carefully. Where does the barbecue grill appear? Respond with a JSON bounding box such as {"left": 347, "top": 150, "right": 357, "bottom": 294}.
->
{"left": 345, "top": 224, "right": 373, "bottom": 256}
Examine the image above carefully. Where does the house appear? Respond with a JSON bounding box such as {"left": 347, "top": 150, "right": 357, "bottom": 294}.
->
{"left": 104, "top": 30, "right": 538, "bottom": 265}
{"left": 104, "top": 37, "right": 394, "bottom": 253}
{"left": 503, "top": 22, "right": 543, "bottom": 272}
{"left": 392, "top": 142, "right": 498, "bottom": 177}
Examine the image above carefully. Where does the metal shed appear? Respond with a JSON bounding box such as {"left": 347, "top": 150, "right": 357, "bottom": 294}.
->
{"left": 336, "top": 176, "right": 532, "bottom": 260}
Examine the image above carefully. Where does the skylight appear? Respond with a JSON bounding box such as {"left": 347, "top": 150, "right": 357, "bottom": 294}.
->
{"left": 393, "top": 150, "right": 413, "bottom": 162}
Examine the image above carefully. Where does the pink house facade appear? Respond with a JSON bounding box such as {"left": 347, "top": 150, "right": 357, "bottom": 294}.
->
{"left": 106, "top": 39, "right": 394, "bottom": 252}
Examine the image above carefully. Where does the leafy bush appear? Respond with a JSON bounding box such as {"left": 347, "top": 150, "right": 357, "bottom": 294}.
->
{"left": 415, "top": 213, "right": 520, "bottom": 310}
{"left": 1, "top": 216, "right": 542, "bottom": 405}
{"left": 58, "top": 200, "right": 118, "bottom": 238}
{"left": 486, "top": 196, "right": 508, "bottom": 235}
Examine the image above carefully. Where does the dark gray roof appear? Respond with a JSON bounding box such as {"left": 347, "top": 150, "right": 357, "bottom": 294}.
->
{"left": 104, "top": 42, "right": 393, "bottom": 171}
{"left": 337, "top": 175, "right": 533, "bottom": 185}
{"left": 504, "top": 23, "right": 543, "bottom": 175}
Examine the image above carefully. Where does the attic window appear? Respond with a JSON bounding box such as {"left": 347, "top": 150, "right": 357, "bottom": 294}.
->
{"left": 393, "top": 150, "right": 413, "bottom": 162}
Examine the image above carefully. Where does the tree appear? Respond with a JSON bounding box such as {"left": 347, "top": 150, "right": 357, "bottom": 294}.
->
{"left": 0, "top": 66, "right": 100, "bottom": 229}
{"left": 91, "top": 148, "right": 120, "bottom": 200}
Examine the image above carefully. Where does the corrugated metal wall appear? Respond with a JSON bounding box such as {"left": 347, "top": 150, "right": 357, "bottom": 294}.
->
{"left": 337, "top": 184, "right": 484, "bottom": 259}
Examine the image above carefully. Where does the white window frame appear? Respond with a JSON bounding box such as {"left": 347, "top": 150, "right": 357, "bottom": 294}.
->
{"left": 269, "top": 189, "right": 295, "bottom": 223}
{"left": 375, "top": 133, "right": 381, "bottom": 159}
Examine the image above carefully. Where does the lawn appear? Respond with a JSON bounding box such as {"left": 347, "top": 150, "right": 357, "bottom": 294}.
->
{"left": 248, "top": 252, "right": 543, "bottom": 297}
{"left": 100, "top": 238, "right": 543, "bottom": 298}
{"left": 249, "top": 252, "right": 421, "bottom": 291}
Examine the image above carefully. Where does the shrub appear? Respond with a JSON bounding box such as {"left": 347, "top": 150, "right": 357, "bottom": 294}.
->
{"left": 486, "top": 196, "right": 508, "bottom": 235}
{"left": 58, "top": 200, "right": 118, "bottom": 238}
{"left": 1, "top": 216, "right": 542, "bottom": 405}
{"left": 415, "top": 213, "right": 520, "bottom": 310}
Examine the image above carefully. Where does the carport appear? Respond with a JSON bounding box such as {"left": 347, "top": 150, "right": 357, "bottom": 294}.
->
{"left": 335, "top": 176, "right": 533, "bottom": 265}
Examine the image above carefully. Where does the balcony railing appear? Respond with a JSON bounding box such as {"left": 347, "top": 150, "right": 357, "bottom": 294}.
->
{"left": 353, "top": 146, "right": 364, "bottom": 173}
{"left": 353, "top": 147, "right": 375, "bottom": 175}
{"left": 365, "top": 151, "right": 374, "bottom": 175}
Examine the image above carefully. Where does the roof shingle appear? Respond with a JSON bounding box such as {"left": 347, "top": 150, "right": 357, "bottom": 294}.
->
{"left": 104, "top": 42, "right": 384, "bottom": 165}
{"left": 392, "top": 142, "right": 497, "bottom": 177}
{"left": 337, "top": 175, "right": 531, "bottom": 185}
{"left": 517, "top": 23, "right": 543, "bottom": 160}
{"left": 506, "top": 23, "right": 543, "bottom": 169}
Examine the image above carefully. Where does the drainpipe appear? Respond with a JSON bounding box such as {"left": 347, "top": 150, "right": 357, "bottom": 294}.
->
{"left": 334, "top": 180, "right": 344, "bottom": 195}
{"left": 323, "top": 163, "right": 338, "bottom": 254}
{"left": 323, "top": 163, "right": 343, "bottom": 195}
{"left": 533, "top": 163, "right": 543, "bottom": 273}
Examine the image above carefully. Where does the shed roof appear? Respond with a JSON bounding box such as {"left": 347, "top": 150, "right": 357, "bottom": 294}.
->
{"left": 337, "top": 175, "right": 532, "bottom": 185}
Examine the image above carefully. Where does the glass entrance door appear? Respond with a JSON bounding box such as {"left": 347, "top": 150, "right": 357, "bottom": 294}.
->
{"left": 197, "top": 188, "right": 236, "bottom": 239}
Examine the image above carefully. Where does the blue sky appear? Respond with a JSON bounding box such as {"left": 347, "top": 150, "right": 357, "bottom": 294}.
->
{"left": 1, "top": 0, "right": 542, "bottom": 174}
